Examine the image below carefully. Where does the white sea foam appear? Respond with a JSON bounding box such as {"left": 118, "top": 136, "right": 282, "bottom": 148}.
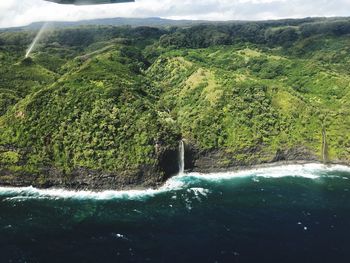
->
{"left": 188, "top": 187, "right": 211, "bottom": 202}
{"left": 186, "top": 163, "right": 350, "bottom": 181}
{"left": 1, "top": 186, "right": 156, "bottom": 201}
{"left": 189, "top": 188, "right": 210, "bottom": 196}
{"left": 0, "top": 174, "right": 188, "bottom": 201}
{"left": 0, "top": 163, "right": 349, "bottom": 201}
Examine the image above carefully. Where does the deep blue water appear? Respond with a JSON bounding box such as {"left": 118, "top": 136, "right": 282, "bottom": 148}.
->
{"left": 1, "top": 164, "right": 350, "bottom": 263}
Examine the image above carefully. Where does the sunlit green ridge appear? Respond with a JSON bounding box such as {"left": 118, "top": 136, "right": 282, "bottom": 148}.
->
{"left": 0, "top": 17, "right": 350, "bottom": 189}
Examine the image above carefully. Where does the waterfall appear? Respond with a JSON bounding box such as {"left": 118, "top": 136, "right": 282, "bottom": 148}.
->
{"left": 25, "top": 22, "right": 49, "bottom": 58}
{"left": 179, "top": 140, "right": 185, "bottom": 175}
{"left": 322, "top": 128, "right": 328, "bottom": 163}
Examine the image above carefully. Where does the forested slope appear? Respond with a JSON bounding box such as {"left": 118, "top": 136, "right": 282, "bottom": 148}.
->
{"left": 0, "top": 18, "right": 349, "bottom": 189}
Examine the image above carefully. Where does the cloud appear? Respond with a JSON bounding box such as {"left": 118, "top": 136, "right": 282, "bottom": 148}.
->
{"left": 0, "top": 0, "right": 349, "bottom": 28}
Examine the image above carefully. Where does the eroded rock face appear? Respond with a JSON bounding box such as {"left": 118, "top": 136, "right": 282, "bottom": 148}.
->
{"left": 0, "top": 144, "right": 180, "bottom": 191}
{"left": 158, "top": 147, "right": 179, "bottom": 180}
{"left": 0, "top": 142, "right": 348, "bottom": 191}
{"left": 0, "top": 165, "right": 164, "bottom": 191}
{"left": 273, "top": 147, "right": 318, "bottom": 162}
{"left": 185, "top": 143, "right": 322, "bottom": 174}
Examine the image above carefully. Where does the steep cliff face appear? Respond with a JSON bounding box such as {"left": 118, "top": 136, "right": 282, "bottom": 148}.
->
{"left": 183, "top": 143, "right": 319, "bottom": 173}
{"left": 180, "top": 141, "right": 350, "bottom": 175}
{"left": 1, "top": 21, "right": 350, "bottom": 190}
{"left": 0, "top": 144, "right": 179, "bottom": 190}
{"left": 147, "top": 46, "right": 350, "bottom": 171}
{"left": 0, "top": 37, "right": 181, "bottom": 189}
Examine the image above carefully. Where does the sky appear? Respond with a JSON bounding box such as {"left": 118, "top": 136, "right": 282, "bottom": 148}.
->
{"left": 0, "top": 0, "right": 349, "bottom": 28}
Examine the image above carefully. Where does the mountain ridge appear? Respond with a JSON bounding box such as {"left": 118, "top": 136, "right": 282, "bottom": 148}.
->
{"left": 2, "top": 16, "right": 348, "bottom": 31}
{"left": 0, "top": 17, "right": 350, "bottom": 190}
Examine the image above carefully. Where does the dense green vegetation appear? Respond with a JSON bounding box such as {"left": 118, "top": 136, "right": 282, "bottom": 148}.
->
{"left": 1, "top": 17, "right": 350, "bottom": 180}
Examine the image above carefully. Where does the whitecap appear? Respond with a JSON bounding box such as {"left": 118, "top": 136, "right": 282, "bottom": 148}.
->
{"left": 0, "top": 163, "right": 349, "bottom": 201}
{"left": 189, "top": 187, "right": 210, "bottom": 197}
{"left": 0, "top": 174, "right": 188, "bottom": 201}
{"left": 183, "top": 163, "right": 350, "bottom": 182}
{"left": 0, "top": 186, "right": 159, "bottom": 201}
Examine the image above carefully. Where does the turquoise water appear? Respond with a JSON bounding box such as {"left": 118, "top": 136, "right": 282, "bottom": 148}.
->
{"left": 1, "top": 164, "right": 350, "bottom": 262}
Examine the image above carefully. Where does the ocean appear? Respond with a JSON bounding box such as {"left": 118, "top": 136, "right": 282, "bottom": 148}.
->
{"left": 1, "top": 164, "right": 350, "bottom": 263}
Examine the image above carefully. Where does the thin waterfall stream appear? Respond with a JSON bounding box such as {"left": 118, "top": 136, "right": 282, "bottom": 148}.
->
{"left": 179, "top": 140, "right": 185, "bottom": 175}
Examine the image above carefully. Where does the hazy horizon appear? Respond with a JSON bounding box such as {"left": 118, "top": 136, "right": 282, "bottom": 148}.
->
{"left": 1, "top": 15, "right": 350, "bottom": 30}
{"left": 0, "top": 0, "right": 349, "bottom": 28}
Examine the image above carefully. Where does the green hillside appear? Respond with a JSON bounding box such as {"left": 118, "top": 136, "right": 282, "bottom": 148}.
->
{"left": 0, "top": 18, "right": 350, "bottom": 189}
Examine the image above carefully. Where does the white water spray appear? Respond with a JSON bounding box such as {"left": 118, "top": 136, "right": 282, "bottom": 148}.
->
{"left": 179, "top": 140, "right": 185, "bottom": 175}
{"left": 25, "top": 23, "right": 49, "bottom": 58}
{"left": 0, "top": 164, "right": 349, "bottom": 201}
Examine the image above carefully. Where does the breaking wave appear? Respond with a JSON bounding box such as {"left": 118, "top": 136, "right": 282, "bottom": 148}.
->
{"left": 0, "top": 163, "right": 349, "bottom": 201}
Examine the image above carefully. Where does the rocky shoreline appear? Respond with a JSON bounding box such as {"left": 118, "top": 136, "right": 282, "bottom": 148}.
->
{"left": 1, "top": 159, "right": 350, "bottom": 192}
{"left": 1, "top": 142, "right": 349, "bottom": 191}
{"left": 190, "top": 160, "right": 350, "bottom": 174}
{"left": 0, "top": 165, "right": 165, "bottom": 191}
{"left": 1, "top": 145, "right": 349, "bottom": 191}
